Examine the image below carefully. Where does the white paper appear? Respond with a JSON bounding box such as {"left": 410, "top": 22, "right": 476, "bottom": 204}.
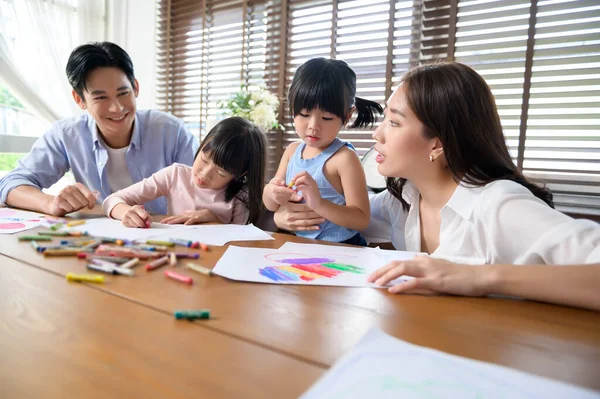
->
{"left": 66, "top": 217, "right": 195, "bottom": 240}
{"left": 149, "top": 223, "right": 274, "bottom": 246}
{"left": 0, "top": 208, "right": 46, "bottom": 234}
{"left": 279, "top": 243, "right": 418, "bottom": 286}
{"left": 213, "top": 243, "right": 390, "bottom": 287}
{"left": 301, "top": 328, "right": 600, "bottom": 399}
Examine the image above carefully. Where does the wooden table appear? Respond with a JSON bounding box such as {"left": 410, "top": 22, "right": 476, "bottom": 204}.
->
{"left": 1, "top": 210, "right": 599, "bottom": 397}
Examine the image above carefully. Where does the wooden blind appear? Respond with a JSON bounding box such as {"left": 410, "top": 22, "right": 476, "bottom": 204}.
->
{"left": 157, "top": 0, "right": 599, "bottom": 215}
{"left": 280, "top": 0, "right": 423, "bottom": 158}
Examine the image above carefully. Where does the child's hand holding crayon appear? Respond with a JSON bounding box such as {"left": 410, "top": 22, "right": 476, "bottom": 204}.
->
{"left": 266, "top": 177, "right": 302, "bottom": 205}
{"left": 115, "top": 204, "right": 152, "bottom": 228}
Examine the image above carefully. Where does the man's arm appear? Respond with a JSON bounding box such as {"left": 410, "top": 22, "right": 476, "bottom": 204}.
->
{"left": 0, "top": 127, "right": 95, "bottom": 215}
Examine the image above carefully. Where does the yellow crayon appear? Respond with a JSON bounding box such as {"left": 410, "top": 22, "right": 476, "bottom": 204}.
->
{"left": 287, "top": 181, "right": 295, "bottom": 188}
{"left": 66, "top": 273, "right": 105, "bottom": 283}
{"left": 66, "top": 220, "right": 86, "bottom": 227}
{"left": 146, "top": 240, "right": 176, "bottom": 247}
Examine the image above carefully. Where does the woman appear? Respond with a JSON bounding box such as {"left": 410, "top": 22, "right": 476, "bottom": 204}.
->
{"left": 275, "top": 61, "right": 600, "bottom": 311}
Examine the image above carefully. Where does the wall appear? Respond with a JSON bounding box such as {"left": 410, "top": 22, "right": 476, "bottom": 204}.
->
{"left": 107, "top": 0, "right": 157, "bottom": 110}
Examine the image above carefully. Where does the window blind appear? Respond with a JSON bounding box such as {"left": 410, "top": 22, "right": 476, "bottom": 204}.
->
{"left": 157, "top": 0, "right": 599, "bottom": 216}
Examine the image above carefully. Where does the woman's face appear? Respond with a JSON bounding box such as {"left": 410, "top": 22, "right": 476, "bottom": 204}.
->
{"left": 372, "top": 85, "right": 437, "bottom": 180}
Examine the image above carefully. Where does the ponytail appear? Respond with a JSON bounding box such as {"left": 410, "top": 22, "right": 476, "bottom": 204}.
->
{"left": 351, "top": 97, "right": 383, "bottom": 128}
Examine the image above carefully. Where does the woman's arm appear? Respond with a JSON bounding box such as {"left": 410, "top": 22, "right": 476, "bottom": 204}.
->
{"left": 368, "top": 256, "right": 600, "bottom": 312}
{"left": 273, "top": 201, "right": 326, "bottom": 232}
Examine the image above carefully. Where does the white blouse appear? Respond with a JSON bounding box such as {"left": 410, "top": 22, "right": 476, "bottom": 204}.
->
{"left": 364, "top": 180, "right": 600, "bottom": 265}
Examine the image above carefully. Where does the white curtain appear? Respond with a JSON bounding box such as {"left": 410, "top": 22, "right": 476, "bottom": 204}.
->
{"left": 0, "top": 0, "right": 106, "bottom": 124}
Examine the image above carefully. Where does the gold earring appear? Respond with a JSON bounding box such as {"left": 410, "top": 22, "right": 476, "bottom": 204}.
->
{"left": 429, "top": 155, "right": 434, "bottom": 162}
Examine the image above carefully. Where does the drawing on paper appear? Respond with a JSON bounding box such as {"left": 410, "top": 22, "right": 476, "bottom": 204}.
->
{"left": 0, "top": 209, "right": 44, "bottom": 233}
{"left": 259, "top": 252, "right": 366, "bottom": 282}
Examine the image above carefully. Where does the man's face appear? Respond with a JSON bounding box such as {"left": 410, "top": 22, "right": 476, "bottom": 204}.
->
{"left": 73, "top": 67, "right": 138, "bottom": 148}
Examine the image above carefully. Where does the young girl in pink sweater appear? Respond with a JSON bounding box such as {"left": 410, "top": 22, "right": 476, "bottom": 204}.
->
{"left": 103, "top": 117, "right": 266, "bottom": 227}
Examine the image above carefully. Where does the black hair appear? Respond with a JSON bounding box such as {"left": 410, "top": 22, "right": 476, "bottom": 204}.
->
{"left": 66, "top": 41, "right": 136, "bottom": 99}
{"left": 386, "top": 60, "right": 553, "bottom": 212}
{"left": 288, "top": 58, "right": 383, "bottom": 128}
{"left": 195, "top": 117, "right": 267, "bottom": 224}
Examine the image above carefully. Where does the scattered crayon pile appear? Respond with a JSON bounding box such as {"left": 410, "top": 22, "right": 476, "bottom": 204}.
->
{"left": 19, "top": 219, "right": 215, "bottom": 285}
{"left": 20, "top": 218, "right": 215, "bottom": 320}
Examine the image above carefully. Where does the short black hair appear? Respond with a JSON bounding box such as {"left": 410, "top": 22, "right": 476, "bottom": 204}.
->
{"left": 66, "top": 42, "right": 136, "bottom": 99}
{"left": 288, "top": 58, "right": 382, "bottom": 128}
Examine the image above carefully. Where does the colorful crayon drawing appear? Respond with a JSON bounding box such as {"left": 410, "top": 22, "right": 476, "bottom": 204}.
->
{"left": 259, "top": 252, "right": 365, "bottom": 282}
{"left": 0, "top": 209, "right": 45, "bottom": 234}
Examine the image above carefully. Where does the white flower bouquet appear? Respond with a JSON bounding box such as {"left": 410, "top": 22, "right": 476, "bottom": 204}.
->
{"left": 218, "top": 86, "right": 281, "bottom": 131}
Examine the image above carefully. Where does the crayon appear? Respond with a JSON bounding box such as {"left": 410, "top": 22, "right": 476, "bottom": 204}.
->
{"left": 165, "top": 270, "right": 193, "bottom": 285}
{"left": 287, "top": 181, "right": 295, "bottom": 188}
{"left": 146, "top": 240, "right": 176, "bottom": 247}
{"left": 87, "top": 262, "right": 117, "bottom": 274}
{"left": 38, "top": 231, "right": 70, "bottom": 236}
{"left": 19, "top": 235, "right": 53, "bottom": 241}
{"left": 87, "top": 262, "right": 134, "bottom": 276}
{"left": 50, "top": 223, "right": 63, "bottom": 231}
{"left": 66, "top": 220, "right": 86, "bottom": 227}
{"left": 43, "top": 248, "right": 86, "bottom": 257}
{"left": 174, "top": 310, "right": 210, "bottom": 320}
{"left": 169, "top": 238, "right": 192, "bottom": 247}
{"left": 66, "top": 273, "right": 104, "bottom": 284}
{"left": 173, "top": 253, "right": 200, "bottom": 259}
{"left": 168, "top": 252, "right": 177, "bottom": 267}
{"left": 145, "top": 256, "right": 169, "bottom": 271}
{"left": 185, "top": 263, "right": 213, "bottom": 276}
{"left": 120, "top": 258, "right": 140, "bottom": 269}
{"left": 76, "top": 253, "right": 130, "bottom": 263}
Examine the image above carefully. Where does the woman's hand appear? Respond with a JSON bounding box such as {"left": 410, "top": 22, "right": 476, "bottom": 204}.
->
{"left": 273, "top": 201, "right": 326, "bottom": 232}
{"left": 161, "top": 209, "right": 221, "bottom": 225}
{"left": 368, "top": 255, "right": 489, "bottom": 296}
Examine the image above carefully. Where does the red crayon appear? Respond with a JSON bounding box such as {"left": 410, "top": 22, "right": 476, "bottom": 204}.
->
{"left": 165, "top": 270, "right": 193, "bottom": 285}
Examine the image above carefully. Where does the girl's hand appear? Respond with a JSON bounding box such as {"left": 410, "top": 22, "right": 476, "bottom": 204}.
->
{"left": 161, "top": 209, "right": 220, "bottom": 225}
{"left": 292, "top": 171, "right": 322, "bottom": 210}
{"left": 367, "top": 255, "right": 488, "bottom": 296}
{"left": 122, "top": 205, "right": 151, "bottom": 228}
{"left": 267, "top": 177, "right": 300, "bottom": 205}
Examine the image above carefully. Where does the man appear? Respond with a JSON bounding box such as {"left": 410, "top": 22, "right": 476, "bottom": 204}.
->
{"left": 0, "top": 42, "right": 197, "bottom": 215}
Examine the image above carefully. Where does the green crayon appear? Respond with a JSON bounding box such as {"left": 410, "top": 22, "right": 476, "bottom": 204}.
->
{"left": 174, "top": 309, "right": 210, "bottom": 320}
{"left": 19, "top": 235, "right": 53, "bottom": 241}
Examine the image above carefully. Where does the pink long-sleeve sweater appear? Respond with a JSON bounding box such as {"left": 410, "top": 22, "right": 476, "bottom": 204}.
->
{"left": 102, "top": 163, "right": 248, "bottom": 224}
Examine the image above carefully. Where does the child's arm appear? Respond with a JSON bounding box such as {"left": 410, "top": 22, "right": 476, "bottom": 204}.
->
{"left": 293, "top": 147, "right": 370, "bottom": 231}
{"left": 103, "top": 165, "right": 174, "bottom": 227}
{"left": 262, "top": 143, "right": 299, "bottom": 212}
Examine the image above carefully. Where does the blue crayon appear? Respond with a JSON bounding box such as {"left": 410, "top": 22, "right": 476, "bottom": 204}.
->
{"left": 169, "top": 238, "right": 193, "bottom": 247}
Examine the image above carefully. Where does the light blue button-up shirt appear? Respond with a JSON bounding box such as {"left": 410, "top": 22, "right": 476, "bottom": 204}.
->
{"left": 0, "top": 109, "right": 199, "bottom": 214}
